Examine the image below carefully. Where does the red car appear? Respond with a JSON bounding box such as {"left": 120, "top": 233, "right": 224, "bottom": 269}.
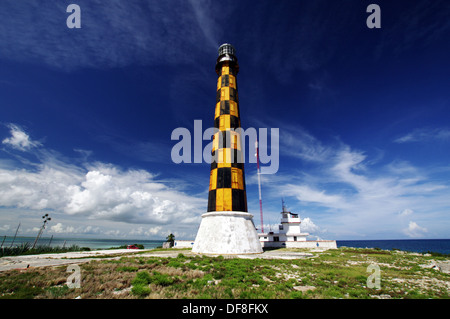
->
{"left": 127, "top": 245, "right": 139, "bottom": 249}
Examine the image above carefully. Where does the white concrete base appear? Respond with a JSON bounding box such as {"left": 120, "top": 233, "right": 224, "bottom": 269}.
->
{"left": 192, "top": 211, "right": 263, "bottom": 255}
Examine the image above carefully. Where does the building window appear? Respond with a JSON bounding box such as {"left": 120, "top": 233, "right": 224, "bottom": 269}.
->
{"left": 273, "top": 236, "right": 279, "bottom": 242}
{"left": 293, "top": 236, "right": 297, "bottom": 241}
{"left": 279, "top": 225, "right": 283, "bottom": 230}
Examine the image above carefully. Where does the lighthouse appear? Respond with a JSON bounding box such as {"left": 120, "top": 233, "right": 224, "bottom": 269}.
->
{"left": 192, "top": 44, "right": 262, "bottom": 254}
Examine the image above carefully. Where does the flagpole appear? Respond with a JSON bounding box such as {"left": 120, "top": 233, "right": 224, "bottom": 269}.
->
{"left": 255, "top": 140, "right": 264, "bottom": 233}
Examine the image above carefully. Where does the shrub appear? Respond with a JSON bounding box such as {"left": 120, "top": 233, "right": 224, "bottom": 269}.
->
{"left": 132, "top": 271, "right": 152, "bottom": 286}
{"left": 46, "top": 285, "right": 70, "bottom": 298}
{"left": 290, "top": 291, "right": 304, "bottom": 299}
{"left": 167, "top": 260, "right": 184, "bottom": 269}
{"left": 131, "top": 284, "right": 151, "bottom": 297}
{"left": 117, "top": 266, "right": 139, "bottom": 272}
{"left": 131, "top": 271, "right": 153, "bottom": 297}
{"left": 131, "top": 270, "right": 176, "bottom": 288}
{"left": 151, "top": 271, "right": 175, "bottom": 286}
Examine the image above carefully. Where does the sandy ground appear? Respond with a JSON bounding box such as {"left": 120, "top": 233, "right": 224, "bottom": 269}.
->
{"left": 0, "top": 249, "right": 150, "bottom": 272}
{"left": 0, "top": 248, "right": 317, "bottom": 272}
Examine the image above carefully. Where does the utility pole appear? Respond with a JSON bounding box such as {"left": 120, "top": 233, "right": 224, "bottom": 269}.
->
{"left": 256, "top": 140, "right": 264, "bottom": 233}
{"left": 32, "top": 214, "right": 51, "bottom": 249}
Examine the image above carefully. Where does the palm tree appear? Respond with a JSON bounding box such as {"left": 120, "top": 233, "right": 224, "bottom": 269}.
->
{"left": 166, "top": 233, "right": 175, "bottom": 247}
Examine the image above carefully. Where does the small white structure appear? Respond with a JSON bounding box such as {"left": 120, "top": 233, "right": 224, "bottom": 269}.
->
{"left": 173, "top": 240, "right": 195, "bottom": 248}
{"left": 259, "top": 206, "right": 337, "bottom": 250}
{"left": 192, "top": 211, "right": 263, "bottom": 255}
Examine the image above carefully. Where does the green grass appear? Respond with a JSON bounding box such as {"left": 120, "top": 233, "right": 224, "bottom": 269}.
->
{"left": 130, "top": 270, "right": 179, "bottom": 297}
{"left": 46, "top": 285, "right": 71, "bottom": 298}
{"left": 0, "top": 272, "right": 44, "bottom": 299}
{"left": 1, "top": 247, "right": 449, "bottom": 299}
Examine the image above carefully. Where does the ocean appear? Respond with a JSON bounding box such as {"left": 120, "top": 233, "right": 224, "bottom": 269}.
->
{"left": 1, "top": 236, "right": 449, "bottom": 254}
{"left": 337, "top": 239, "right": 450, "bottom": 255}
{"left": 0, "top": 236, "right": 165, "bottom": 250}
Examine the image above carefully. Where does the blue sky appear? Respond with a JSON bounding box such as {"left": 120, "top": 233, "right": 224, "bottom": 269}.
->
{"left": 0, "top": 0, "right": 449, "bottom": 240}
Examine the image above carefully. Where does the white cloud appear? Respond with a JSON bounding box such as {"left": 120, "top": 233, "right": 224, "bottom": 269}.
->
{"left": 301, "top": 217, "right": 320, "bottom": 234}
{"left": 47, "top": 223, "right": 103, "bottom": 236}
{"left": 130, "top": 226, "right": 163, "bottom": 237}
{"left": 0, "top": 125, "right": 206, "bottom": 238}
{"left": 1, "top": 163, "right": 204, "bottom": 227}
{"left": 269, "top": 126, "right": 450, "bottom": 239}
{"left": 280, "top": 126, "right": 333, "bottom": 163}
{"left": 0, "top": 224, "right": 10, "bottom": 232}
{"left": 2, "top": 124, "right": 42, "bottom": 151}
{"left": 50, "top": 223, "right": 75, "bottom": 234}
{"left": 0, "top": 162, "right": 84, "bottom": 211}
{"left": 282, "top": 184, "right": 346, "bottom": 209}
{"left": 400, "top": 208, "right": 413, "bottom": 216}
{"left": 394, "top": 127, "right": 450, "bottom": 143}
{"left": 403, "top": 221, "right": 428, "bottom": 238}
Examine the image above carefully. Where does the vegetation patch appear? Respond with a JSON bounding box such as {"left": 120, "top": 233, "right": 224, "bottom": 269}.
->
{"left": 0, "top": 243, "right": 90, "bottom": 257}
{"left": 0, "top": 247, "right": 448, "bottom": 299}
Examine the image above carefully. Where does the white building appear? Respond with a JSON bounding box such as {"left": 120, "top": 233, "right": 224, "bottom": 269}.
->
{"left": 259, "top": 206, "right": 337, "bottom": 250}
{"left": 173, "top": 240, "right": 195, "bottom": 248}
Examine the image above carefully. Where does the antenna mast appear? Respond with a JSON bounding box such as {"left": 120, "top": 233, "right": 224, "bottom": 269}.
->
{"left": 255, "top": 140, "right": 264, "bottom": 233}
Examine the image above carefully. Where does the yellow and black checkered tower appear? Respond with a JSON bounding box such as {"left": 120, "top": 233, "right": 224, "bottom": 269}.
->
{"left": 208, "top": 43, "right": 247, "bottom": 213}
{"left": 192, "top": 44, "right": 262, "bottom": 254}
